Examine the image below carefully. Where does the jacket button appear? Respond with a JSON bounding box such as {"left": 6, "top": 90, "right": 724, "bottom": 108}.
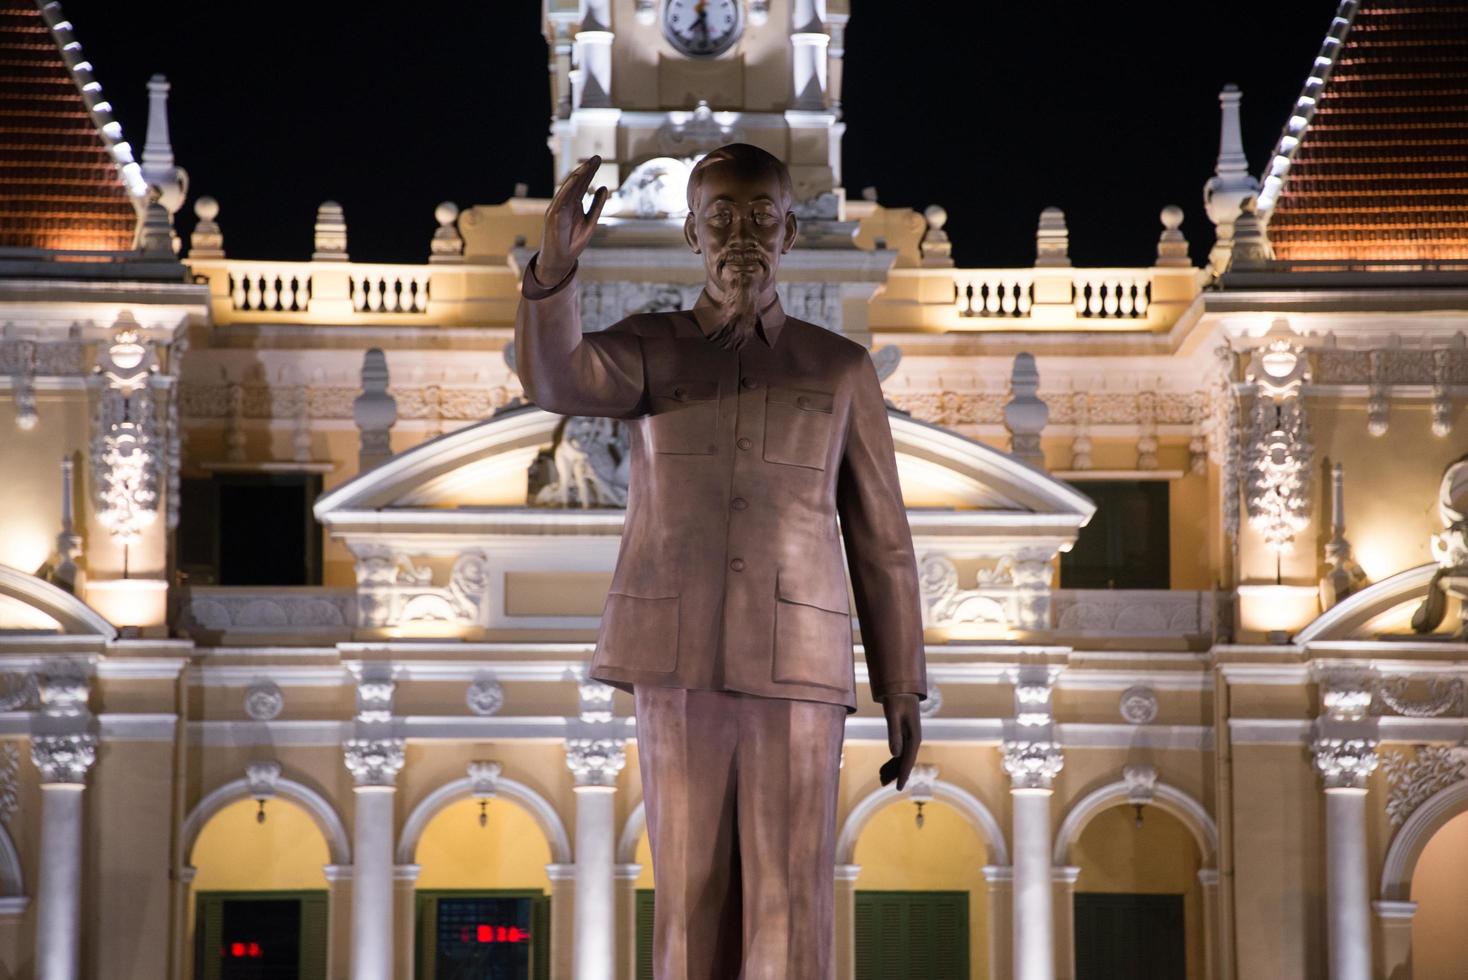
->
{"left": 736, "top": 437, "right": 752, "bottom": 450}
{"left": 741, "top": 377, "right": 757, "bottom": 389}
{"left": 731, "top": 497, "right": 748, "bottom": 511}
{"left": 729, "top": 558, "right": 745, "bottom": 571}
{"left": 673, "top": 386, "right": 686, "bottom": 399}
{"left": 796, "top": 395, "right": 810, "bottom": 408}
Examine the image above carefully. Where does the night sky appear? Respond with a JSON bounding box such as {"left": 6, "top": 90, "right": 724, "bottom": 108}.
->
{"left": 62, "top": 1, "right": 1341, "bottom": 268}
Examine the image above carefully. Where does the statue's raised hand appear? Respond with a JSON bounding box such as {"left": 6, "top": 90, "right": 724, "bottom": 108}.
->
{"left": 536, "top": 155, "right": 609, "bottom": 288}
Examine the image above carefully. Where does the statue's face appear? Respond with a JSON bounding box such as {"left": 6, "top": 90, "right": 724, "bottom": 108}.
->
{"left": 684, "top": 163, "right": 798, "bottom": 304}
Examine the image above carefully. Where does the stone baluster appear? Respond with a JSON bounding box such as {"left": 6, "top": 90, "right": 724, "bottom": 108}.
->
{"left": 31, "top": 664, "right": 96, "bottom": 980}
{"left": 1004, "top": 353, "right": 1048, "bottom": 470}
{"left": 354, "top": 349, "right": 397, "bottom": 471}
{"left": 344, "top": 665, "right": 404, "bottom": 980}
{"left": 1311, "top": 671, "right": 1377, "bottom": 980}
{"left": 1002, "top": 668, "right": 1062, "bottom": 980}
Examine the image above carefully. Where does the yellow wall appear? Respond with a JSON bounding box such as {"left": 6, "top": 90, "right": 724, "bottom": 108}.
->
{"left": 853, "top": 799, "right": 992, "bottom": 980}
{"left": 1410, "top": 809, "right": 1468, "bottom": 980}
{"left": 414, "top": 797, "right": 552, "bottom": 891}
{"left": 191, "top": 798, "right": 331, "bottom": 891}
{"left": 1071, "top": 805, "right": 1204, "bottom": 980}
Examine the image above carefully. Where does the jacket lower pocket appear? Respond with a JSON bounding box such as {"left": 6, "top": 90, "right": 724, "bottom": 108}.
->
{"left": 598, "top": 593, "right": 680, "bottom": 673}
{"left": 772, "top": 597, "right": 852, "bottom": 690}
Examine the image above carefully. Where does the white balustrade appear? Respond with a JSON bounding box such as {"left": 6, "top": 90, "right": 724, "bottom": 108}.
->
{"left": 228, "top": 265, "right": 312, "bottom": 313}
{"left": 954, "top": 271, "right": 1035, "bottom": 318}
{"left": 350, "top": 267, "right": 431, "bottom": 314}
{"left": 1072, "top": 271, "right": 1151, "bottom": 319}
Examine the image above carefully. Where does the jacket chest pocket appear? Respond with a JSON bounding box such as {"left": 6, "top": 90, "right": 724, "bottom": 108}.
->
{"left": 648, "top": 380, "right": 719, "bottom": 455}
{"left": 764, "top": 386, "right": 835, "bottom": 470}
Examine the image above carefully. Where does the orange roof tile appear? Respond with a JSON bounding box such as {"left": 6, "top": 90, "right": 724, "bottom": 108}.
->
{"left": 1263, "top": 0, "right": 1468, "bottom": 265}
{"left": 0, "top": 0, "right": 138, "bottom": 252}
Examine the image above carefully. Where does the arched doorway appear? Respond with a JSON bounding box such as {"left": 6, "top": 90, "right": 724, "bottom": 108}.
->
{"left": 1408, "top": 809, "right": 1468, "bottom": 979}
{"left": 411, "top": 797, "right": 555, "bottom": 980}
{"left": 851, "top": 798, "right": 993, "bottom": 979}
{"left": 1066, "top": 806, "right": 1205, "bottom": 980}
{"left": 187, "top": 797, "right": 334, "bottom": 980}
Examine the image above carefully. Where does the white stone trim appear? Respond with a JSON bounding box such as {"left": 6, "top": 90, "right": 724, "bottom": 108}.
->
{"left": 189, "top": 665, "right": 348, "bottom": 688}
{"left": 0, "top": 822, "right": 23, "bottom": 898}
{"left": 616, "top": 801, "right": 646, "bottom": 866}
{"left": 97, "top": 713, "right": 177, "bottom": 741}
{"left": 1056, "top": 724, "right": 1214, "bottom": 751}
{"left": 396, "top": 773, "right": 572, "bottom": 866}
{"left": 1295, "top": 564, "right": 1438, "bottom": 645}
{"left": 0, "top": 564, "right": 116, "bottom": 638}
{"left": 836, "top": 778, "right": 1008, "bottom": 866}
{"left": 181, "top": 775, "right": 351, "bottom": 866}
{"left": 1227, "top": 719, "right": 1312, "bottom": 745}
{"left": 1380, "top": 776, "right": 1468, "bottom": 901}
{"left": 1218, "top": 664, "right": 1311, "bottom": 685}
{"left": 545, "top": 862, "right": 577, "bottom": 882}
{"left": 94, "top": 658, "right": 187, "bottom": 680}
{"left": 1372, "top": 900, "right": 1417, "bottom": 921}
{"left": 188, "top": 720, "right": 350, "bottom": 747}
{"left": 1053, "top": 778, "right": 1218, "bottom": 866}
{"left": 1056, "top": 671, "right": 1212, "bottom": 692}
{"left": 0, "top": 896, "right": 27, "bottom": 918}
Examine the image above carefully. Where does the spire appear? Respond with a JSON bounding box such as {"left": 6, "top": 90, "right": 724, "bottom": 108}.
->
{"left": 1320, "top": 462, "right": 1368, "bottom": 609}
{"left": 1202, "top": 84, "right": 1259, "bottom": 276}
{"left": 1035, "top": 207, "right": 1069, "bottom": 268}
{"left": 140, "top": 73, "right": 188, "bottom": 229}
{"left": 354, "top": 349, "right": 396, "bottom": 471}
{"left": 313, "top": 201, "right": 349, "bottom": 260}
{"left": 1004, "top": 353, "right": 1048, "bottom": 470}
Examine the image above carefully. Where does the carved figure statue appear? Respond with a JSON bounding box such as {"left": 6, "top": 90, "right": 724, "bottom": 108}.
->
{"left": 1412, "top": 453, "right": 1468, "bottom": 636}
{"left": 516, "top": 146, "right": 926, "bottom": 978}
{"left": 533, "top": 415, "right": 630, "bottom": 508}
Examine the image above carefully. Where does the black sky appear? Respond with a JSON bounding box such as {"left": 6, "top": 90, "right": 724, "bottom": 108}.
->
{"left": 60, "top": 1, "right": 1341, "bottom": 268}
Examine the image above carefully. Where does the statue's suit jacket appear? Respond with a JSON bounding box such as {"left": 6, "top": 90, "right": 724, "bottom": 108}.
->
{"left": 516, "top": 255, "right": 926, "bottom": 711}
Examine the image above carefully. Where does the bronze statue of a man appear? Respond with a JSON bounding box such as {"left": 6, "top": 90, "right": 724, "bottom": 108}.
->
{"left": 516, "top": 144, "right": 926, "bottom": 979}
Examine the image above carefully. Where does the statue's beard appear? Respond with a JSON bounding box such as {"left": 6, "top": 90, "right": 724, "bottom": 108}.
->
{"left": 707, "top": 255, "right": 766, "bottom": 351}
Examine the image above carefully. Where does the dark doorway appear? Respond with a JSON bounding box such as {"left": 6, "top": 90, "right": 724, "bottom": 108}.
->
{"left": 179, "top": 473, "right": 323, "bottom": 586}
{"left": 1059, "top": 480, "right": 1171, "bottom": 589}
{"left": 415, "top": 890, "right": 550, "bottom": 980}
{"left": 1074, "top": 892, "right": 1185, "bottom": 979}
{"left": 854, "top": 890, "right": 969, "bottom": 980}
{"left": 194, "top": 891, "right": 327, "bottom": 980}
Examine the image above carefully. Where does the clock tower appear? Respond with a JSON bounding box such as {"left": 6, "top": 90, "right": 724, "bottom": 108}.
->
{"left": 542, "top": 0, "right": 848, "bottom": 203}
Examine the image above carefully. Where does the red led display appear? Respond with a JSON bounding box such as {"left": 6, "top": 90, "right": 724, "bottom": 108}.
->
{"left": 222, "top": 941, "right": 263, "bottom": 959}
{"left": 456, "top": 924, "right": 530, "bottom": 944}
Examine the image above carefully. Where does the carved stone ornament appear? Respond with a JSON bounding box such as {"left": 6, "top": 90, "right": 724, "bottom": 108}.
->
{"left": 1244, "top": 393, "right": 1312, "bottom": 553}
{"left": 578, "top": 676, "right": 615, "bottom": 724}
{"left": 919, "top": 682, "right": 942, "bottom": 718}
{"left": 599, "top": 157, "right": 692, "bottom": 220}
{"left": 344, "top": 737, "right": 405, "bottom": 787}
{"left": 92, "top": 327, "right": 162, "bottom": 543}
{"left": 565, "top": 737, "right": 626, "bottom": 787}
{"left": 243, "top": 681, "right": 284, "bottom": 721}
{"left": 905, "top": 763, "right": 939, "bottom": 803}
{"left": 0, "top": 673, "right": 35, "bottom": 713}
{"left": 1374, "top": 676, "right": 1464, "bottom": 719}
{"left": 1123, "top": 764, "right": 1158, "bottom": 804}
{"left": 1312, "top": 736, "right": 1379, "bottom": 790}
{"left": 1119, "top": 686, "right": 1159, "bottom": 725}
{"left": 31, "top": 733, "right": 97, "bottom": 785}
{"left": 1382, "top": 744, "right": 1468, "bottom": 827}
{"left": 465, "top": 675, "right": 505, "bottom": 717}
{"left": 655, "top": 101, "right": 744, "bottom": 159}
{"left": 36, "top": 667, "right": 88, "bottom": 718}
{"left": 246, "top": 760, "right": 282, "bottom": 799}
{"left": 468, "top": 760, "right": 503, "bottom": 798}
{"left": 532, "top": 416, "right": 630, "bottom": 508}
{"left": 1001, "top": 739, "right": 1064, "bottom": 790}
{"left": 918, "top": 553, "right": 1011, "bottom": 631}
{"left": 352, "top": 547, "right": 489, "bottom": 631}
{"left": 0, "top": 743, "right": 19, "bottom": 824}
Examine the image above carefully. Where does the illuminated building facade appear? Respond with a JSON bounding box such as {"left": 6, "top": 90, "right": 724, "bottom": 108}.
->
{"left": 0, "top": 0, "right": 1466, "bottom": 977}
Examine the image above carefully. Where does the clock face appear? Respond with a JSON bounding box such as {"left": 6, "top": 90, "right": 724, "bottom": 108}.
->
{"left": 662, "top": 0, "right": 743, "bottom": 58}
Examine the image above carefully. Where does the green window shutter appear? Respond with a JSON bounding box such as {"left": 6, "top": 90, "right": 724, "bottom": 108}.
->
{"left": 533, "top": 893, "right": 552, "bottom": 980}
{"left": 298, "top": 892, "right": 330, "bottom": 980}
{"left": 194, "top": 894, "right": 225, "bottom": 980}
{"left": 856, "top": 891, "right": 969, "bottom": 980}
{"left": 636, "top": 890, "right": 656, "bottom": 980}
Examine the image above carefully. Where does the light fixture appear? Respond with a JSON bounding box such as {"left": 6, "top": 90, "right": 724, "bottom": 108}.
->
{"left": 914, "top": 800, "right": 926, "bottom": 830}
{"left": 478, "top": 799, "right": 489, "bottom": 829}
{"left": 1133, "top": 803, "right": 1145, "bottom": 829}
{"left": 256, "top": 799, "right": 268, "bottom": 824}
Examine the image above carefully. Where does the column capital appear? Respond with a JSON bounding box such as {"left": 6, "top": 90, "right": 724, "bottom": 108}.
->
{"left": 31, "top": 733, "right": 96, "bottom": 785}
{"left": 1002, "top": 739, "right": 1064, "bottom": 790}
{"left": 1312, "top": 735, "right": 1378, "bottom": 790}
{"left": 345, "top": 736, "right": 405, "bottom": 788}
{"left": 566, "top": 736, "right": 625, "bottom": 788}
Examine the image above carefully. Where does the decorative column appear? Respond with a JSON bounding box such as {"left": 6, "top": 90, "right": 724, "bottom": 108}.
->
{"left": 1052, "top": 866, "right": 1081, "bottom": 980}
{"left": 1002, "top": 669, "right": 1063, "bottom": 980}
{"left": 546, "top": 863, "right": 577, "bottom": 980}
{"left": 1311, "top": 673, "right": 1377, "bottom": 980}
{"left": 1198, "top": 869, "right": 1221, "bottom": 980}
{"left": 566, "top": 674, "right": 624, "bottom": 980}
{"left": 344, "top": 666, "right": 405, "bottom": 980}
{"left": 614, "top": 862, "right": 641, "bottom": 980}
{"left": 833, "top": 863, "right": 861, "bottom": 980}
{"left": 31, "top": 665, "right": 96, "bottom": 980}
{"left": 566, "top": 737, "right": 623, "bottom": 980}
{"left": 982, "top": 865, "right": 1014, "bottom": 980}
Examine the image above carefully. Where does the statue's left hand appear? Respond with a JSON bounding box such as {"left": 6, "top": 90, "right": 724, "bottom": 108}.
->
{"left": 877, "top": 693, "right": 922, "bottom": 791}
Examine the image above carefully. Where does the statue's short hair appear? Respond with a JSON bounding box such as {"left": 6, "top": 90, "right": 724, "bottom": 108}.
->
{"left": 686, "top": 143, "right": 794, "bottom": 213}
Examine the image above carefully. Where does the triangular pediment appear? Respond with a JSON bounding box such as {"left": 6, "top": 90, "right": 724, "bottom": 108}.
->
{"left": 314, "top": 404, "right": 1095, "bottom": 529}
